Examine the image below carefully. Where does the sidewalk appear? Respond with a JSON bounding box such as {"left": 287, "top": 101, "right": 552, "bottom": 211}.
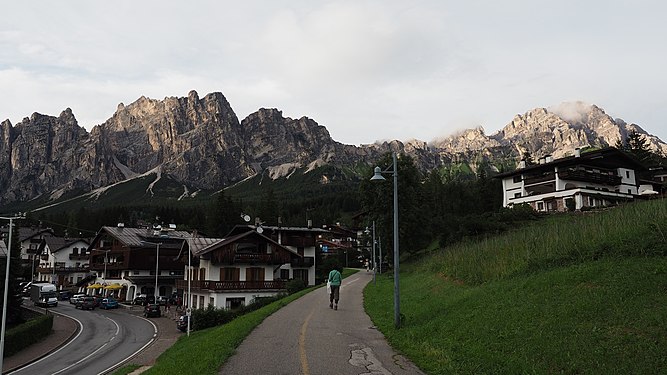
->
{"left": 219, "top": 271, "right": 424, "bottom": 374}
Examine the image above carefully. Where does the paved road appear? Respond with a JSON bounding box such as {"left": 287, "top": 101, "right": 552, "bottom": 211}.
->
{"left": 8, "top": 302, "right": 156, "bottom": 375}
{"left": 219, "top": 271, "right": 424, "bottom": 375}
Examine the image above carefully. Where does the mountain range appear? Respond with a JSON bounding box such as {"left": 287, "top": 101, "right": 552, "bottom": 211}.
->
{"left": 1, "top": 90, "right": 665, "bottom": 209}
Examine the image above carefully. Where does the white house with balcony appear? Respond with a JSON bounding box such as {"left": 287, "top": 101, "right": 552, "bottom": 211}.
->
{"left": 178, "top": 224, "right": 324, "bottom": 310}
{"left": 496, "top": 147, "right": 648, "bottom": 212}
{"left": 36, "top": 236, "right": 90, "bottom": 290}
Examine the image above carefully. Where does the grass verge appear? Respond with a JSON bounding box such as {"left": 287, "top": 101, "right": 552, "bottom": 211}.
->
{"left": 364, "top": 199, "right": 667, "bottom": 374}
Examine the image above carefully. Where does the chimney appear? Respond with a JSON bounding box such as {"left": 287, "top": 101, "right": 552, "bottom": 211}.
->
{"left": 539, "top": 157, "right": 546, "bottom": 165}
{"left": 545, "top": 155, "right": 553, "bottom": 163}
{"left": 574, "top": 148, "right": 581, "bottom": 157}
{"left": 307, "top": 219, "right": 312, "bottom": 229}
{"left": 519, "top": 160, "right": 526, "bottom": 169}
{"left": 117, "top": 222, "right": 124, "bottom": 229}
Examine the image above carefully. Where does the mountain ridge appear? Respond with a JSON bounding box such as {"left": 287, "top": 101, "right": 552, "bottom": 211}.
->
{"left": 1, "top": 92, "right": 665, "bottom": 208}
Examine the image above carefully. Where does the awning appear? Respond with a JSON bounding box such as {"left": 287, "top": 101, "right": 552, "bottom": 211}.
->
{"left": 87, "top": 283, "right": 103, "bottom": 289}
{"left": 103, "top": 283, "right": 124, "bottom": 290}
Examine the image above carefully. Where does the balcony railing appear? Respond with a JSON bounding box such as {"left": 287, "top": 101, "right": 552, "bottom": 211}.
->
{"left": 175, "top": 279, "right": 286, "bottom": 291}
{"left": 69, "top": 254, "right": 89, "bottom": 260}
{"left": 291, "top": 256, "right": 314, "bottom": 268}
{"left": 37, "top": 266, "right": 89, "bottom": 273}
{"left": 559, "top": 170, "right": 622, "bottom": 185}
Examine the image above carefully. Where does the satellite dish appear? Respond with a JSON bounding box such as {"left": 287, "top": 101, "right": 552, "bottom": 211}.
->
{"left": 256, "top": 226, "right": 264, "bottom": 234}
{"left": 241, "top": 214, "right": 251, "bottom": 222}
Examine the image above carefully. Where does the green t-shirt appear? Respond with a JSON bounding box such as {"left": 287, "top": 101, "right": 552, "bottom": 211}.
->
{"left": 328, "top": 269, "right": 342, "bottom": 286}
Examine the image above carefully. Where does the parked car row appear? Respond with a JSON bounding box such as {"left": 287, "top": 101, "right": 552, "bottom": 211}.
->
{"left": 70, "top": 294, "right": 120, "bottom": 310}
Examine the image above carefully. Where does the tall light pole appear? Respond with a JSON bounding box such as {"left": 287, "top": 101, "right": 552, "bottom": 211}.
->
{"left": 370, "top": 152, "right": 401, "bottom": 328}
{"left": 1, "top": 214, "right": 25, "bottom": 372}
{"left": 142, "top": 241, "right": 162, "bottom": 301}
{"left": 372, "top": 221, "right": 376, "bottom": 285}
{"left": 378, "top": 236, "right": 382, "bottom": 274}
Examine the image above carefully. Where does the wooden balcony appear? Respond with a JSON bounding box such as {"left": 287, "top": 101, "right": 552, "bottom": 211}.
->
{"left": 558, "top": 170, "right": 622, "bottom": 185}
{"left": 291, "top": 256, "right": 314, "bottom": 268}
{"left": 37, "top": 266, "right": 89, "bottom": 273}
{"left": 175, "top": 279, "right": 286, "bottom": 292}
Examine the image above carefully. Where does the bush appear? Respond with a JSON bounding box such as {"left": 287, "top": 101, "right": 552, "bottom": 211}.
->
{"left": 286, "top": 279, "right": 306, "bottom": 294}
{"left": 191, "top": 305, "right": 237, "bottom": 331}
{"left": 5, "top": 313, "right": 53, "bottom": 356}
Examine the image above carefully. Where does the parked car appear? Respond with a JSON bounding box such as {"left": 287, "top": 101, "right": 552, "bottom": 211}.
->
{"left": 100, "top": 298, "right": 119, "bottom": 309}
{"left": 70, "top": 294, "right": 85, "bottom": 304}
{"left": 21, "top": 281, "right": 33, "bottom": 297}
{"left": 156, "top": 296, "right": 168, "bottom": 306}
{"left": 133, "top": 294, "right": 147, "bottom": 305}
{"left": 176, "top": 315, "right": 190, "bottom": 332}
{"left": 58, "top": 290, "right": 72, "bottom": 301}
{"left": 76, "top": 296, "right": 97, "bottom": 310}
{"left": 143, "top": 303, "right": 161, "bottom": 318}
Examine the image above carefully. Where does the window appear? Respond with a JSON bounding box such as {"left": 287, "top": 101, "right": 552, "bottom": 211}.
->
{"left": 73, "top": 248, "right": 79, "bottom": 255}
{"left": 280, "top": 269, "right": 290, "bottom": 280}
{"left": 513, "top": 175, "right": 522, "bottom": 183}
{"left": 537, "top": 202, "right": 544, "bottom": 211}
{"left": 226, "top": 297, "right": 245, "bottom": 309}
{"left": 209, "top": 297, "right": 214, "bottom": 306}
{"left": 293, "top": 269, "right": 308, "bottom": 284}
{"left": 199, "top": 296, "right": 204, "bottom": 309}
{"left": 514, "top": 192, "right": 521, "bottom": 198}
{"left": 220, "top": 267, "right": 240, "bottom": 281}
{"left": 246, "top": 267, "right": 265, "bottom": 281}
{"left": 626, "top": 171, "right": 630, "bottom": 178}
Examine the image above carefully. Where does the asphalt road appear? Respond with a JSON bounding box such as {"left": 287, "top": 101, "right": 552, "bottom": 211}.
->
{"left": 9, "top": 301, "right": 156, "bottom": 375}
{"left": 219, "top": 271, "right": 424, "bottom": 375}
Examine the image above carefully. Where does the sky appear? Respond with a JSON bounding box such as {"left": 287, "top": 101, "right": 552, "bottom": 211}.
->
{"left": 1, "top": 0, "right": 666, "bottom": 146}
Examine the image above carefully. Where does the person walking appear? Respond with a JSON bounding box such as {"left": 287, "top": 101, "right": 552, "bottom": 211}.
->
{"left": 328, "top": 265, "right": 342, "bottom": 310}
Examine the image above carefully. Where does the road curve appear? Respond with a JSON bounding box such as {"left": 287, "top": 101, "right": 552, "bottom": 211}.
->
{"left": 9, "top": 303, "right": 156, "bottom": 375}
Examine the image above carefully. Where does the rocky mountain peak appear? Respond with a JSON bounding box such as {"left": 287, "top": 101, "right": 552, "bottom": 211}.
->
{"left": 1, "top": 92, "right": 665, "bottom": 207}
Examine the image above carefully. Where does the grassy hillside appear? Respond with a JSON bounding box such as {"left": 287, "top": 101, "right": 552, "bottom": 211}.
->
{"left": 364, "top": 198, "right": 667, "bottom": 374}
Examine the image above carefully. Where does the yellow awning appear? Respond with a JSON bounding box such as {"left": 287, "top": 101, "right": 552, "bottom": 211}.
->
{"left": 87, "top": 283, "right": 103, "bottom": 289}
{"left": 103, "top": 283, "right": 123, "bottom": 290}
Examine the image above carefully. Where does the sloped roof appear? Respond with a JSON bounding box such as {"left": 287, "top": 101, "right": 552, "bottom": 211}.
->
{"left": 495, "top": 147, "right": 647, "bottom": 178}
{"left": 44, "top": 236, "right": 90, "bottom": 254}
{"left": 92, "top": 226, "right": 191, "bottom": 248}
{"left": 190, "top": 230, "right": 301, "bottom": 258}
{"left": 0, "top": 240, "right": 7, "bottom": 258}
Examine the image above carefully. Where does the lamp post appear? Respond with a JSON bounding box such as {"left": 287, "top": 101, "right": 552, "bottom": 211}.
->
{"left": 372, "top": 221, "right": 376, "bottom": 284}
{"left": 1, "top": 214, "right": 25, "bottom": 372}
{"left": 91, "top": 249, "right": 111, "bottom": 292}
{"left": 51, "top": 251, "right": 57, "bottom": 286}
{"left": 370, "top": 152, "right": 401, "bottom": 328}
{"left": 142, "top": 241, "right": 162, "bottom": 303}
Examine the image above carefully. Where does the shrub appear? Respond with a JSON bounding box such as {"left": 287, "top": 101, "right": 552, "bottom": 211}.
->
{"left": 5, "top": 313, "right": 53, "bottom": 356}
{"left": 286, "top": 279, "right": 306, "bottom": 294}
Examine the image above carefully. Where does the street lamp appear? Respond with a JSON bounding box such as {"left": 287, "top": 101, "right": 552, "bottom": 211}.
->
{"left": 91, "top": 249, "right": 111, "bottom": 287}
{"left": 1, "top": 214, "right": 25, "bottom": 372}
{"left": 370, "top": 152, "right": 401, "bottom": 328}
{"left": 142, "top": 241, "right": 162, "bottom": 302}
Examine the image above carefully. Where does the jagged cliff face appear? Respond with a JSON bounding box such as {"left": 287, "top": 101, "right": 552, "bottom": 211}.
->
{"left": 0, "top": 94, "right": 665, "bottom": 206}
{"left": 433, "top": 102, "right": 667, "bottom": 163}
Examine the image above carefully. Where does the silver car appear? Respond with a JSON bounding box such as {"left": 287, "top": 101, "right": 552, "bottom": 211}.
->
{"left": 69, "top": 293, "right": 86, "bottom": 304}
